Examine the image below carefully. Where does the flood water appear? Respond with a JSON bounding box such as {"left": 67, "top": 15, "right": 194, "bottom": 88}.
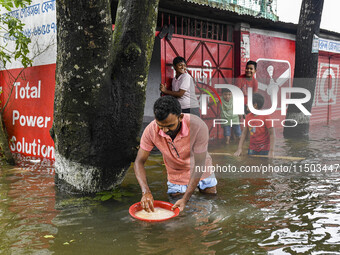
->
{"left": 1, "top": 121, "right": 340, "bottom": 254}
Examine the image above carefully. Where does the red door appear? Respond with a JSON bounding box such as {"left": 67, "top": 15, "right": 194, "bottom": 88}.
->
{"left": 161, "top": 34, "right": 234, "bottom": 139}
{"left": 312, "top": 54, "right": 340, "bottom": 124}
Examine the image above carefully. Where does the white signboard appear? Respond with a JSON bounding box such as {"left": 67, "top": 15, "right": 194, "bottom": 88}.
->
{"left": 319, "top": 38, "right": 340, "bottom": 54}
{"left": 0, "top": 0, "right": 56, "bottom": 69}
{"left": 312, "top": 34, "right": 319, "bottom": 53}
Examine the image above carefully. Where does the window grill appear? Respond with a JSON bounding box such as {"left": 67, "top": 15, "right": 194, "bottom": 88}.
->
{"left": 158, "top": 12, "right": 233, "bottom": 42}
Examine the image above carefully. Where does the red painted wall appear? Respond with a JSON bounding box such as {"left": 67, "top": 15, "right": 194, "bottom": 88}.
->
{"left": 313, "top": 54, "right": 340, "bottom": 123}
{"left": 250, "top": 32, "right": 340, "bottom": 124}
{"left": 0, "top": 64, "right": 55, "bottom": 162}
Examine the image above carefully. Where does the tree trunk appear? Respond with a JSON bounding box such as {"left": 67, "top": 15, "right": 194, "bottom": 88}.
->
{"left": 283, "top": 0, "right": 324, "bottom": 138}
{"left": 0, "top": 115, "right": 15, "bottom": 165}
{"left": 52, "top": 0, "right": 159, "bottom": 193}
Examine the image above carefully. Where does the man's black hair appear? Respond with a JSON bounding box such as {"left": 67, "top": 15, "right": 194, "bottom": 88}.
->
{"left": 252, "top": 93, "right": 264, "bottom": 109}
{"left": 222, "top": 88, "right": 231, "bottom": 94}
{"left": 154, "top": 96, "right": 181, "bottom": 121}
{"left": 246, "top": 60, "right": 257, "bottom": 70}
{"left": 173, "top": 56, "right": 187, "bottom": 66}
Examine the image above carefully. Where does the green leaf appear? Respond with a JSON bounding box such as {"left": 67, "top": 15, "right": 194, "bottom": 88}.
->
{"left": 120, "top": 191, "right": 134, "bottom": 197}
{"left": 14, "top": 0, "right": 22, "bottom": 8}
{"left": 0, "top": 1, "right": 32, "bottom": 68}
{"left": 113, "top": 193, "right": 122, "bottom": 198}
{"left": 14, "top": 51, "right": 20, "bottom": 59}
{"left": 96, "top": 191, "right": 109, "bottom": 195}
{"left": 3, "top": 4, "right": 12, "bottom": 11}
{"left": 101, "top": 194, "right": 113, "bottom": 201}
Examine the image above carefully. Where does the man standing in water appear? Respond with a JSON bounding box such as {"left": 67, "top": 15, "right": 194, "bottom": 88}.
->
{"left": 134, "top": 96, "right": 217, "bottom": 212}
{"left": 235, "top": 60, "right": 258, "bottom": 116}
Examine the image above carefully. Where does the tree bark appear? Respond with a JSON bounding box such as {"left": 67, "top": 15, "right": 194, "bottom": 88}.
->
{"left": 283, "top": 0, "right": 324, "bottom": 138}
{"left": 0, "top": 115, "right": 15, "bottom": 165}
{"left": 52, "top": 0, "right": 159, "bottom": 193}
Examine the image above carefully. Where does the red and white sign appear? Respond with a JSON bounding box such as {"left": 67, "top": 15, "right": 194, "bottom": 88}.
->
{"left": 0, "top": 65, "right": 56, "bottom": 160}
{"left": 0, "top": 0, "right": 56, "bottom": 161}
{"left": 256, "top": 58, "right": 291, "bottom": 110}
{"left": 315, "top": 63, "right": 339, "bottom": 106}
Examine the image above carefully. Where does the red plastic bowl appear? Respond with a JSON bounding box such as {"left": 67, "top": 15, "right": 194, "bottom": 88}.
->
{"left": 129, "top": 200, "right": 180, "bottom": 222}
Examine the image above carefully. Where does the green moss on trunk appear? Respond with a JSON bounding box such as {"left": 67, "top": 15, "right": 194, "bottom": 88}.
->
{"left": 0, "top": 115, "right": 15, "bottom": 165}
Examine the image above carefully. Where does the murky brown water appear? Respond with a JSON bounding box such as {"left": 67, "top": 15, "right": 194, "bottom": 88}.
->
{"left": 1, "top": 121, "right": 340, "bottom": 254}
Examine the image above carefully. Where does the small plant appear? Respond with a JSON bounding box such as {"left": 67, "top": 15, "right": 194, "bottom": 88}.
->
{"left": 0, "top": 0, "right": 33, "bottom": 68}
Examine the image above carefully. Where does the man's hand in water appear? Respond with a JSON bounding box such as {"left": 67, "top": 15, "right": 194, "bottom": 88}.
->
{"left": 141, "top": 192, "right": 154, "bottom": 212}
{"left": 172, "top": 198, "right": 187, "bottom": 212}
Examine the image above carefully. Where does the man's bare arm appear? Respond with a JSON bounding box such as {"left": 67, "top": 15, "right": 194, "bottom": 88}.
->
{"left": 134, "top": 148, "right": 154, "bottom": 212}
{"left": 160, "top": 83, "right": 186, "bottom": 98}
{"left": 234, "top": 127, "right": 248, "bottom": 156}
{"left": 268, "top": 127, "right": 275, "bottom": 158}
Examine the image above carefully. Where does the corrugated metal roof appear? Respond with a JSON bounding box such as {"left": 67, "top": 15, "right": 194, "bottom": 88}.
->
{"left": 182, "top": 0, "right": 278, "bottom": 21}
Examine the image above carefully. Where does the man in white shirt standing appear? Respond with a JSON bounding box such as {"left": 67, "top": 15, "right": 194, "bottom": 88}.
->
{"left": 160, "top": 56, "right": 200, "bottom": 117}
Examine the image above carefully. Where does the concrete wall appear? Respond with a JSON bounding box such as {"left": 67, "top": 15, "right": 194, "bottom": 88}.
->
{"left": 143, "top": 37, "right": 161, "bottom": 122}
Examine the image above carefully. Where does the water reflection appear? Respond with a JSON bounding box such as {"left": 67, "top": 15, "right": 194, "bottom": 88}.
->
{"left": 260, "top": 179, "right": 340, "bottom": 254}
{"left": 0, "top": 165, "right": 57, "bottom": 254}
{"left": 0, "top": 120, "right": 339, "bottom": 254}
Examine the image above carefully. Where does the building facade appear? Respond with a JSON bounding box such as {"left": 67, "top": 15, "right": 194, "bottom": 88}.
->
{"left": 0, "top": 0, "right": 339, "bottom": 161}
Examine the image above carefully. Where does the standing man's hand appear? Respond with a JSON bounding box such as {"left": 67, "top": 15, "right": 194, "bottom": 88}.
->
{"left": 172, "top": 198, "right": 187, "bottom": 212}
{"left": 234, "top": 148, "right": 242, "bottom": 156}
{"left": 141, "top": 192, "right": 154, "bottom": 212}
{"left": 160, "top": 83, "right": 168, "bottom": 93}
{"left": 268, "top": 150, "right": 274, "bottom": 158}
